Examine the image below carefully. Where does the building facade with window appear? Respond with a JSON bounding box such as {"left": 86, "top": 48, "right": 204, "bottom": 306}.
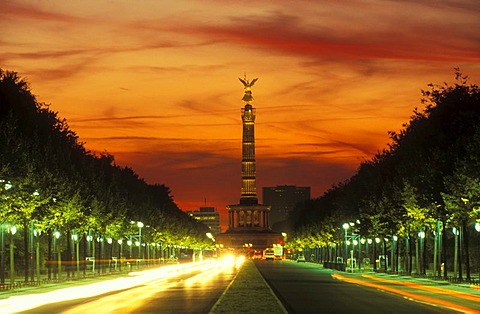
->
{"left": 263, "top": 185, "right": 311, "bottom": 231}
{"left": 186, "top": 206, "right": 221, "bottom": 235}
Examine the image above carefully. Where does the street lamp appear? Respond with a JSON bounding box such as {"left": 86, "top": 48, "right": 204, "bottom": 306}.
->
{"left": 8, "top": 225, "right": 17, "bottom": 285}
{"left": 107, "top": 238, "right": 113, "bottom": 271}
{"left": 117, "top": 239, "right": 123, "bottom": 271}
{"left": 130, "top": 221, "right": 144, "bottom": 260}
{"left": 127, "top": 238, "right": 133, "bottom": 260}
{"left": 418, "top": 230, "right": 425, "bottom": 275}
{"left": 71, "top": 233, "right": 80, "bottom": 276}
{"left": 342, "top": 223, "right": 349, "bottom": 264}
{"left": 53, "top": 230, "right": 60, "bottom": 280}
{"left": 1, "top": 180, "right": 13, "bottom": 285}
{"left": 475, "top": 223, "right": 480, "bottom": 280}
{"left": 97, "top": 237, "right": 104, "bottom": 273}
{"left": 392, "top": 235, "right": 398, "bottom": 273}
{"left": 34, "top": 228, "right": 41, "bottom": 282}
{"left": 451, "top": 227, "right": 458, "bottom": 278}
{"left": 137, "top": 221, "right": 143, "bottom": 260}
{"left": 86, "top": 233, "right": 94, "bottom": 273}
{"left": 374, "top": 237, "right": 380, "bottom": 271}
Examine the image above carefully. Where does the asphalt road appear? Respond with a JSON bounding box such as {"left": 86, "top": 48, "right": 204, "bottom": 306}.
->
{"left": 255, "top": 260, "right": 459, "bottom": 314}
{"left": 14, "top": 261, "right": 238, "bottom": 314}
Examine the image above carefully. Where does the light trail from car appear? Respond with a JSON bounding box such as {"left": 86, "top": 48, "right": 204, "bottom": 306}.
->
{"left": 0, "top": 256, "right": 242, "bottom": 314}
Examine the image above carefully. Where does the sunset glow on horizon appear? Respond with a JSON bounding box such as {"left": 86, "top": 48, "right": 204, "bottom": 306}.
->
{"left": 1, "top": 0, "right": 479, "bottom": 230}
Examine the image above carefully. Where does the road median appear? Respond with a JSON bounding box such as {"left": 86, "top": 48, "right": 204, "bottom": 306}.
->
{"left": 210, "top": 259, "right": 286, "bottom": 314}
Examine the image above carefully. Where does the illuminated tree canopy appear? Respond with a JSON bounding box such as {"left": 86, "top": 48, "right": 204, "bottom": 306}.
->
{"left": 0, "top": 68, "right": 212, "bottom": 276}
{"left": 291, "top": 69, "right": 480, "bottom": 278}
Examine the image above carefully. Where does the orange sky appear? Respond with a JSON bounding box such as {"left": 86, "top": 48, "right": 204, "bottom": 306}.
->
{"left": 1, "top": 0, "right": 479, "bottom": 230}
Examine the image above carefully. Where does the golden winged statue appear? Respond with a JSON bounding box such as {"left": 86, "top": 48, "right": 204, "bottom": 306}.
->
{"left": 239, "top": 75, "right": 258, "bottom": 103}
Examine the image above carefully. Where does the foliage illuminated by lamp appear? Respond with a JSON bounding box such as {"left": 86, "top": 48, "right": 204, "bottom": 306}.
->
{"left": 9, "top": 226, "right": 17, "bottom": 235}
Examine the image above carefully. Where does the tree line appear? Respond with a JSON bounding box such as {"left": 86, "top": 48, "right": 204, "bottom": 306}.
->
{"left": 0, "top": 69, "right": 211, "bottom": 282}
{"left": 290, "top": 69, "right": 480, "bottom": 280}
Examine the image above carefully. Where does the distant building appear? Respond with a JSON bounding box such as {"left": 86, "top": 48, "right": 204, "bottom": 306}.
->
{"left": 263, "top": 185, "right": 311, "bottom": 231}
{"left": 186, "top": 207, "right": 221, "bottom": 235}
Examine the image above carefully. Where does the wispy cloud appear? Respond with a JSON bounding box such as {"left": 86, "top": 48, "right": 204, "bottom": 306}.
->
{"left": 1, "top": 0, "right": 479, "bottom": 227}
{"left": 176, "top": 8, "right": 479, "bottom": 62}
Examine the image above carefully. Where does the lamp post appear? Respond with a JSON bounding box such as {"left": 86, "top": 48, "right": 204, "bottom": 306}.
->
{"left": 374, "top": 237, "right": 380, "bottom": 271}
{"left": 127, "top": 237, "right": 133, "bottom": 260}
{"left": 392, "top": 235, "right": 398, "bottom": 273}
{"left": 1, "top": 223, "right": 5, "bottom": 285}
{"left": 342, "top": 223, "right": 349, "bottom": 265}
{"left": 453, "top": 227, "right": 459, "bottom": 278}
{"left": 117, "top": 239, "right": 123, "bottom": 271}
{"left": 366, "top": 239, "right": 372, "bottom": 269}
{"left": 1, "top": 180, "right": 13, "bottom": 284}
{"left": 72, "top": 233, "right": 79, "bottom": 276}
{"left": 475, "top": 222, "right": 480, "bottom": 280}
{"left": 97, "top": 236, "right": 104, "bottom": 273}
{"left": 52, "top": 231, "right": 57, "bottom": 279}
{"left": 53, "top": 230, "right": 61, "bottom": 279}
{"left": 418, "top": 230, "right": 425, "bottom": 275}
{"left": 129, "top": 221, "right": 144, "bottom": 265}
{"left": 34, "top": 228, "right": 41, "bottom": 282}
{"left": 86, "top": 233, "right": 94, "bottom": 273}
{"left": 135, "top": 240, "right": 140, "bottom": 268}
{"left": 360, "top": 238, "right": 365, "bottom": 270}
{"left": 382, "top": 238, "right": 388, "bottom": 272}
{"left": 137, "top": 222, "right": 144, "bottom": 260}
{"left": 107, "top": 238, "right": 112, "bottom": 272}
{"left": 8, "top": 225, "right": 17, "bottom": 285}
